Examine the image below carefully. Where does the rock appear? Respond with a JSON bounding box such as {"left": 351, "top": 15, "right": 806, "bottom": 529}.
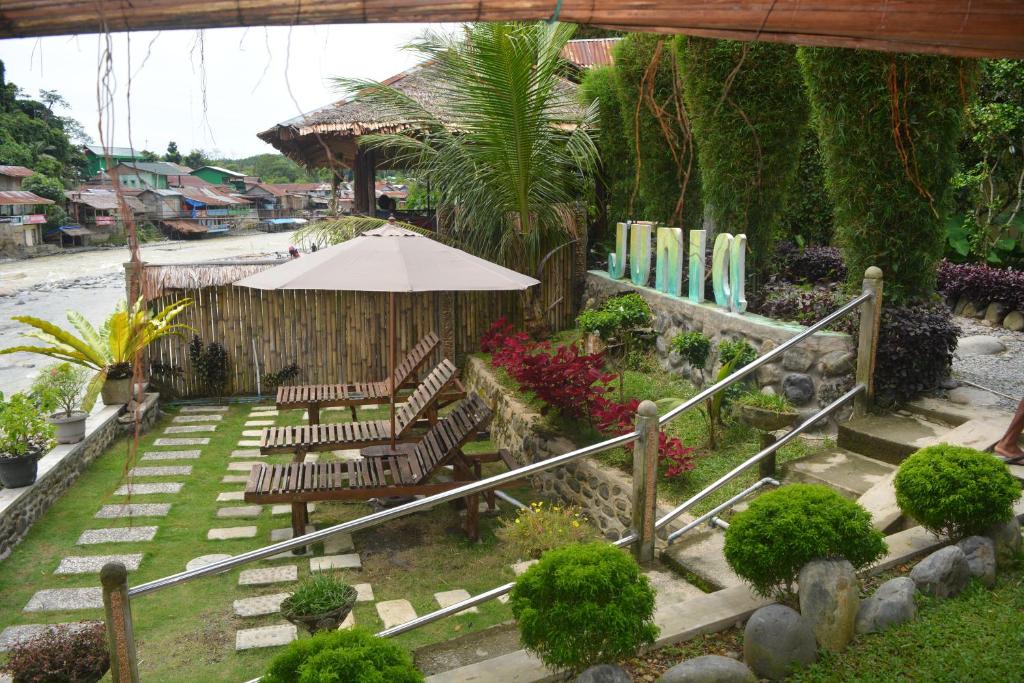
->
{"left": 984, "top": 517, "right": 1022, "bottom": 569}
{"left": 782, "top": 374, "right": 815, "bottom": 406}
{"left": 953, "top": 297, "right": 969, "bottom": 315}
{"left": 961, "top": 301, "right": 980, "bottom": 318}
{"left": 1004, "top": 311, "right": 1024, "bottom": 332}
{"left": 957, "top": 335, "right": 1006, "bottom": 356}
{"left": 756, "top": 363, "right": 781, "bottom": 387}
{"left": 798, "top": 559, "right": 859, "bottom": 652}
{"left": 910, "top": 546, "right": 970, "bottom": 597}
{"left": 984, "top": 302, "right": 1008, "bottom": 325}
{"left": 576, "top": 664, "right": 633, "bottom": 683}
{"left": 782, "top": 347, "right": 815, "bottom": 372}
{"left": 658, "top": 655, "right": 756, "bottom": 683}
{"left": 947, "top": 386, "right": 1002, "bottom": 408}
{"left": 818, "top": 351, "right": 855, "bottom": 377}
{"left": 855, "top": 577, "right": 917, "bottom": 634}
{"left": 940, "top": 377, "right": 959, "bottom": 390}
{"left": 956, "top": 536, "right": 997, "bottom": 588}
{"left": 743, "top": 604, "right": 817, "bottom": 681}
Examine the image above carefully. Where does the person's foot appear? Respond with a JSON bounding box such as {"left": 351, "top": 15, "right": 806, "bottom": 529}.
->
{"left": 994, "top": 442, "right": 1024, "bottom": 461}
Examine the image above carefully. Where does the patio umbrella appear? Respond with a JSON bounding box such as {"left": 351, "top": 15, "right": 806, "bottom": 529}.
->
{"left": 235, "top": 222, "right": 539, "bottom": 449}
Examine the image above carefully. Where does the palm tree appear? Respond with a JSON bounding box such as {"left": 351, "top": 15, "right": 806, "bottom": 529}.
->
{"left": 335, "top": 22, "right": 598, "bottom": 279}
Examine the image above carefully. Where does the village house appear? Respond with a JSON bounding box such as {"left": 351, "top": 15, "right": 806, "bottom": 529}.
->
{"left": 81, "top": 144, "right": 148, "bottom": 177}
{"left": 0, "top": 165, "right": 54, "bottom": 249}
{"left": 137, "top": 185, "right": 256, "bottom": 238}
{"left": 64, "top": 188, "right": 146, "bottom": 243}
{"left": 191, "top": 165, "right": 246, "bottom": 186}
{"left": 114, "top": 161, "right": 194, "bottom": 190}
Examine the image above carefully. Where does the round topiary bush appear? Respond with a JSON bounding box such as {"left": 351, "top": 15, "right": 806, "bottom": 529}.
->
{"left": 262, "top": 628, "right": 423, "bottom": 683}
{"left": 510, "top": 542, "right": 658, "bottom": 673}
{"left": 894, "top": 444, "right": 1021, "bottom": 539}
{"left": 723, "top": 484, "right": 887, "bottom": 600}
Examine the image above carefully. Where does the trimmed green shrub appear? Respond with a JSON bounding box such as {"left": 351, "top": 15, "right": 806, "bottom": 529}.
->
{"left": 678, "top": 37, "right": 809, "bottom": 275}
{"left": 579, "top": 65, "right": 635, "bottom": 234}
{"left": 798, "top": 48, "right": 976, "bottom": 304}
{"left": 262, "top": 628, "right": 423, "bottom": 683}
{"left": 894, "top": 445, "right": 1021, "bottom": 539}
{"left": 723, "top": 484, "right": 887, "bottom": 600}
{"left": 670, "top": 331, "right": 711, "bottom": 371}
{"left": 511, "top": 542, "right": 658, "bottom": 673}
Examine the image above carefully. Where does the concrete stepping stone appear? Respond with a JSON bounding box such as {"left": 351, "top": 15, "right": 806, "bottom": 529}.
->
{"left": 241, "top": 430, "right": 264, "bottom": 437}
{"left": 333, "top": 449, "right": 362, "bottom": 463}
{"left": 113, "top": 482, "right": 183, "bottom": 495}
{"left": 24, "top": 588, "right": 103, "bottom": 612}
{"left": 322, "top": 534, "right": 353, "bottom": 554}
{"left": 228, "top": 461, "right": 262, "bottom": 471}
{"left": 231, "top": 449, "right": 265, "bottom": 458}
{"left": 353, "top": 583, "right": 374, "bottom": 602}
{"left": 0, "top": 622, "right": 101, "bottom": 653}
{"left": 186, "top": 554, "right": 232, "bottom": 571}
{"left": 376, "top": 599, "right": 417, "bottom": 629}
{"left": 245, "top": 420, "right": 275, "bottom": 427}
{"left": 340, "top": 612, "right": 355, "bottom": 629}
{"left": 270, "top": 526, "right": 315, "bottom": 542}
{"left": 233, "top": 592, "right": 291, "bottom": 617}
{"left": 511, "top": 559, "right": 538, "bottom": 576}
{"left": 498, "top": 594, "right": 510, "bottom": 604}
{"left": 237, "top": 440, "right": 262, "bottom": 447}
{"left": 56, "top": 554, "right": 143, "bottom": 575}
{"left": 239, "top": 565, "right": 298, "bottom": 586}
{"left": 129, "top": 465, "right": 192, "bottom": 477}
{"left": 304, "top": 454, "right": 320, "bottom": 464}
{"left": 235, "top": 624, "right": 295, "bottom": 651}
{"left": 142, "top": 450, "right": 201, "bottom": 461}
{"left": 77, "top": 526, "right": 158, "bottom": 545}
{"left": 249, "top": 409, "right": 278, "bottom": 416}
{"left": 95, "top": 504, "right": 171, "bottom": 519}
{"left": 217, "top": 506, "right": 262, "bottom": 519}
{"left": 173, "top": 414, "right": 223, "bottom": 423}
{"left": 180, "top": 405, "right": 228, "bottom": 413}
{"left": 434, "top": 589, "right": 479, "bottom": 614}
{"left": 217, "top": 491, "right": 246, "bottom": 502}
{"left": 165, "top": 425, "right": 217, "bottom": 434}
{"left": 310, "top": 554, "right": 361, "bottom": 572}
{"left": 222, "top": 475, "right": 249, "bottom": 484}
{"left": 272, "top": 503, "right": 317, "bottom": 516}
{"left": 208, "top": 526, "right": 257, "bottom": 540}
{"left": 154, "top": 437, "right": 209, "bottom": 446}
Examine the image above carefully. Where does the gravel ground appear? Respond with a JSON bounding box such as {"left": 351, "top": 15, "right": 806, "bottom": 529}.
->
{"left": 951, "top": 316, "right": 1024, "bottom": 410}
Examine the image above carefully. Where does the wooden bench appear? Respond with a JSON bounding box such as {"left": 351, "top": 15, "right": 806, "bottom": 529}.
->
{"left": 276, "top": 332, "right": 441, "bottom": 424}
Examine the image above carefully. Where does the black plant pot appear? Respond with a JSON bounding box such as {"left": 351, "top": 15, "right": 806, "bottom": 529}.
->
{"left": 0, "top": 453, "right": 39, "bottom": 488}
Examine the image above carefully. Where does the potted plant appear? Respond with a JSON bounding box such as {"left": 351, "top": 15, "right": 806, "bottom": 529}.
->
{"left": 280, "top": 573, "right": 358, "bottom": 635}
{"left": 1, "top": 297, "right": 192, "bottom": 409}
{"left": 33, "top": 363, "right": 91, "bottom": 444}
{"left": 734, "top": 391, "right": 799, "bottom": 432}
{"left": 0, "top": 392, "right": 55, "bottom": 488}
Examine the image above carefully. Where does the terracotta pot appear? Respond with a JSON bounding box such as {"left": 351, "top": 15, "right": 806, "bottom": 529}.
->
{"left": 0, "top": 453, "right": 38, "bottom": 488}
{"left": 48, "top": 410, "right": 88, "bottom": 444}
{"left": 101, "top": 378, "right": 132, "bottom": 406}
{"left": 737, "top": 404, "right": 798, "bottom": 432}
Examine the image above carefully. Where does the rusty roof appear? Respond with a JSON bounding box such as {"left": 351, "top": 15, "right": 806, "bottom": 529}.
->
{"left": 67, "top": 190, "right": 145, "bottom": 212}
{"left": 0, "top": 166, "right": 35, "bottom": 178}
{"left": 0, "top": 191, "right": 54, "bottom": 206}
{"left": 161, "top": 220, "right": 208, "bottom": 234}
{"left": 561, "top": 38, "right": 619, "bottom": 68}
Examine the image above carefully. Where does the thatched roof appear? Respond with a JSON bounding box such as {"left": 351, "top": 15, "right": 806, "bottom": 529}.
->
{"left": 140, "top": 260, "right": 282, "bottom": 299}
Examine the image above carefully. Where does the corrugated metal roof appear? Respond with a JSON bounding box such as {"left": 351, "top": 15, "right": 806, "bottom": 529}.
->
{"left": 67, "top": 191, "right": 145, "bottom": 212}
{"left": 179, "top": 187, "right": 249, "bottom": 206}
{"left": 85, "top": 144, "right": 145, "bottom": 158}
{"left": 561, "top": 38, "right": 619, "bottom": 68}
{"left": 117, "top": 161, "right": 193, "bottom": 176}
{"left": 0, "top": 165, "right": 35, "bottom": 178}
{"left": 0, "top": 190, "right": 55, "bottom": 205}
{"left": 193, "top": 165, "right": 244, "bottom": 177}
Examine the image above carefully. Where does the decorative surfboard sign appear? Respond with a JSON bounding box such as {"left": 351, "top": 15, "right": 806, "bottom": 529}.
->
{"left": 608, "top": 221, "right": 747, "bottom": 315}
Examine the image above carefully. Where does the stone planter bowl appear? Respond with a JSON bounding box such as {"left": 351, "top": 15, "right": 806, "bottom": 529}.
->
{"left": 101, "top": 377, "right": 132, "bottom": 406}
{"left": 48, "top": 410, "right": 88, "bottom": 444}
{"left": 0, "top": 452, "right": 39, "bottom": 488}
{"left": 282, "top": 589, "right": 358, "bottom": 635}
{"left": 737, "top": 404, "right": 798, "bottom": 432}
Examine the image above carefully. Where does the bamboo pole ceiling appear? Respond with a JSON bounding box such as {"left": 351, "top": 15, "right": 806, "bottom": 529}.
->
{"left": 0, "top": 1, "right": 1022, "bottom": 58}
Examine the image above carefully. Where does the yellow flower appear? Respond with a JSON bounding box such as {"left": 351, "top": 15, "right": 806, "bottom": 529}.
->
{"left": 572, "top": 521, "right": 580, "bottom": 528}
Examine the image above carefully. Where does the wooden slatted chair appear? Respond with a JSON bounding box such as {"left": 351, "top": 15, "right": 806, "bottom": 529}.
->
{"left": 276, "top": 332, "right": 442, "bottom": 424}
{"left": 260, "top": 359, "right": 464, "bottom": 459}
{"left": 246, "top": 393, "right": 517, "bottom": 541}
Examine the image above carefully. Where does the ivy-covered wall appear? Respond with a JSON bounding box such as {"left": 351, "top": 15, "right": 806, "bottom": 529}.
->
{"left": 778, "top": 128, "right": 835, "bottom": 247}
{"left": 679, "top": 38, "right": 809, "bottom": 275}
{"left": 579, "top": 66, "right": 634, "bottom": 237}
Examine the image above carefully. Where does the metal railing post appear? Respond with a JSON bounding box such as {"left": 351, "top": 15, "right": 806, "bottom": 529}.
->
{"left": 854, "top": 266, "right": 884, "bottom": 417}
{"left": 631, "top": 400, "right": 659, "bottom": 564}
{"left": 101, "top": 562, "right": 140, "bottom": 683}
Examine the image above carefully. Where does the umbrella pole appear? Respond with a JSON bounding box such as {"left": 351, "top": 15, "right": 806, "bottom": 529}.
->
{"left": 389, "top": 291, "right": 397, "bottom": 450}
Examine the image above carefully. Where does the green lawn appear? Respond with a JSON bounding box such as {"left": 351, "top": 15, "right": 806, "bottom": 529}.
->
{"left": 0, "top": 401, "right": 543, "bottom": 682}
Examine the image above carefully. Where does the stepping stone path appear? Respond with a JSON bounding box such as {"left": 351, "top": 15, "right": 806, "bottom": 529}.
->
{"left": 142, "top": 449, "right": 201, "bottom": 461}
{"left": 77, "top": 526, "right": 158, "bottom": 545}
{"left": 511, "top": 559, "right": 538, "bottom": 576}
{"left": 129, "top": 465, "right": 192, "bottom": 477}
{"left": 165, "top": 425, "right": 217, "bottom": 434}
{"left": 272, "top": 503, "right": 317, "bottom": 516}
{"left": 376, "top": 599, "right": 417, "bottom": 629}
{"left": 0, "top": 622, "right": 101, "bottom": 653}
{"left": 239, "top": 566, "right": 298, "bottom": 586}
{"left": 237, "top": 440, "right": 262, "bottom": 447}
{"left": 180, "top": 405, "right": 228, "bottom": 413}
{"left": 245, "top": 420, "right": 275, "bottom": 427}
{"left": 173, "top": 414, "right": 223, "bottom": 423}
{"left": 186, "top": 554, "right": 232, "bottom": 571}
{"left": 208, "top": 526, "right": 257, "bottom": 540}
{"left": 235, "top": 624, "right": 296, "bottom": 651}
{"left": 333, "top": 449, "right": 362, "bottom": 463}
{"left": 217, "top": 506, "right": 262, "bottom": 519}
{"left": 231, "top": 449, "right": 264, "bottom": 458}
{"left": 56, "top": 554, "right": 143, "bottom": 575}
{"left": 434, "top": 588, "right": 479, "bottom": 614}
{"left": 270, "top": 526, "right": 315, "bottom": 542}
{"left": 113, "top": 482, "right": 183, "bottom": 495}
{"left": 217, "top": 491, "right": 245, "bottom": 502}
{"left": 250, "top": 409, "right": 278, "bottom": 416}
{"left": 241, "top": 430, "right": 264, "bottom": 437}
{"left": 354, "top": 583, "right": 374, "bottom": 602}
{"left": 154, "top": 437, "right": 210, "bottom": 446}
{"left": 222, "top": 475, "right": 249, "bottom": 484}
{"left": 95, "top": 503, "right": 171, "bottom": 519}
{"left": 233, "top": 592, "right": 291, "bottom": 617}
{"left": 24, "top": 588, "right": 103, "bottom": 612}
{"left": 228, "top": 461, "right": 262, "bottom": 471}
{"left": 310, "top": 554, "right": 361, "bottom": 572}
{"left": 304, "top": 454, "right": 320, "bottom": 464}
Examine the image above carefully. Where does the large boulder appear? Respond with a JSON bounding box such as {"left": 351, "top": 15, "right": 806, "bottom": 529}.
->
{"left": 782, "top": 374, "right": 815, "bottom": 406}
{"left": 985, "top": 302, "right": 1008, "bottom": 325}
{"left": 1004, "top": 311, "right": 1024, "bottom": 332}
{"left": 743, "top": 605, "right": 817, "bottom": 681}
{"left": 658, "top": 655, "right": 756, "bottom": 683}
{"left": 957, "top": 335, "right": 1007, "bottom": 356}
{"left": 909, "top": 546, "right": 970, "bottom": 597}
{"left": 956, "top": 536, "right": 997, "bottom": 588}
{"left": 855, "top": 577, "right": 917, "bottom": 634}
{"left": 985, "top": 516, "right": 1022, "bottom": 569}
{"left": 576, "top": 664, "right": 633, "bottom": 683}
{"left": 797, "top": 559, "right": 859, "bottom": 652}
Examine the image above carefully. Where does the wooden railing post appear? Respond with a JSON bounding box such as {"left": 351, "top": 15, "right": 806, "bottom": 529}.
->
{"left": 101, "top": 562, "right": 140, "bottom": 683}
{"left": 854, "top": 266, "right": 884, "bottom": 417}
{"left": 631, "top": 400, "right": 659, "bottom": 564}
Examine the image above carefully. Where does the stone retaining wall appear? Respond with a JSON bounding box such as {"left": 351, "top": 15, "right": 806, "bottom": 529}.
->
{"left": 585, "top": 271, "right": 858, "bottom": 424}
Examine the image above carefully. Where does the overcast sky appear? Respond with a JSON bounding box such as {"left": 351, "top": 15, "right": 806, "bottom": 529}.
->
{"left": 0, "top": 24, "right": 453, "bottom": 159}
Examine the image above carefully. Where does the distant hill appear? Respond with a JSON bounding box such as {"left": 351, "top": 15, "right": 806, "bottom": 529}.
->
{"left": 211, "top": 153, "right": 332, "bottom": 184}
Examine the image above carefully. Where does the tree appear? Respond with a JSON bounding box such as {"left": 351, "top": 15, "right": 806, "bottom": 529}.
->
{"left": 139, "top": 150, "right": 160, "bottom": 161}
{"left": 164, "top": 141, "right": 182, "bottom": 163}
{"left": 21, "top": 173, "right": 64, "bottom": 201}
{"left": 183, "top": 149, "right": 210, "bottom": 169}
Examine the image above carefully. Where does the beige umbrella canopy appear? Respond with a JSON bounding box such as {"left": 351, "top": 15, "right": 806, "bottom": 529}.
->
{"left": 235, "top": 223, "right": 539, "bottom": 448}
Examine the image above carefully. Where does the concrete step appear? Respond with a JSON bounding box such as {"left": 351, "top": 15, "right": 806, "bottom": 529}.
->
{"left": 838, "top": 414, "right": 947, "bottom": 464}
{"left": 902, "top": 396, "right": 975, "bottom": 426}
{"left": 660, "top": 526, "right": 742, "bottom": 591}
{"left": 784, "top": 447, "right": 896, "bottom": 500}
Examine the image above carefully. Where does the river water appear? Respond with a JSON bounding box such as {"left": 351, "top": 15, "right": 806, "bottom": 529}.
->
{"left": 0, "top": 232, "right": 296, "bottom": 394}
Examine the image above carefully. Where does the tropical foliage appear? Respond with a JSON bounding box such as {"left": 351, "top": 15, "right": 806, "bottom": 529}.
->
{"left": 0, "top": 393, "right": 54, "bottom": 458}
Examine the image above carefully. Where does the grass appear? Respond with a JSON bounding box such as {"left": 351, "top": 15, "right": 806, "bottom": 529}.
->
{"left": 0, "top": 401, "right": 545, "bottom": 682}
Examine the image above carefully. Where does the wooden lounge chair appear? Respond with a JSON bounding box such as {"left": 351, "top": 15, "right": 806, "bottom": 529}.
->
{"left": 245, "top": 393, "right": 518, "bottom": 540}
{"left": 276, "top": 332, "right": 442, "bottom": 424}
{"left": 260, "top": 359, "right": 464, "bottom": 459}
